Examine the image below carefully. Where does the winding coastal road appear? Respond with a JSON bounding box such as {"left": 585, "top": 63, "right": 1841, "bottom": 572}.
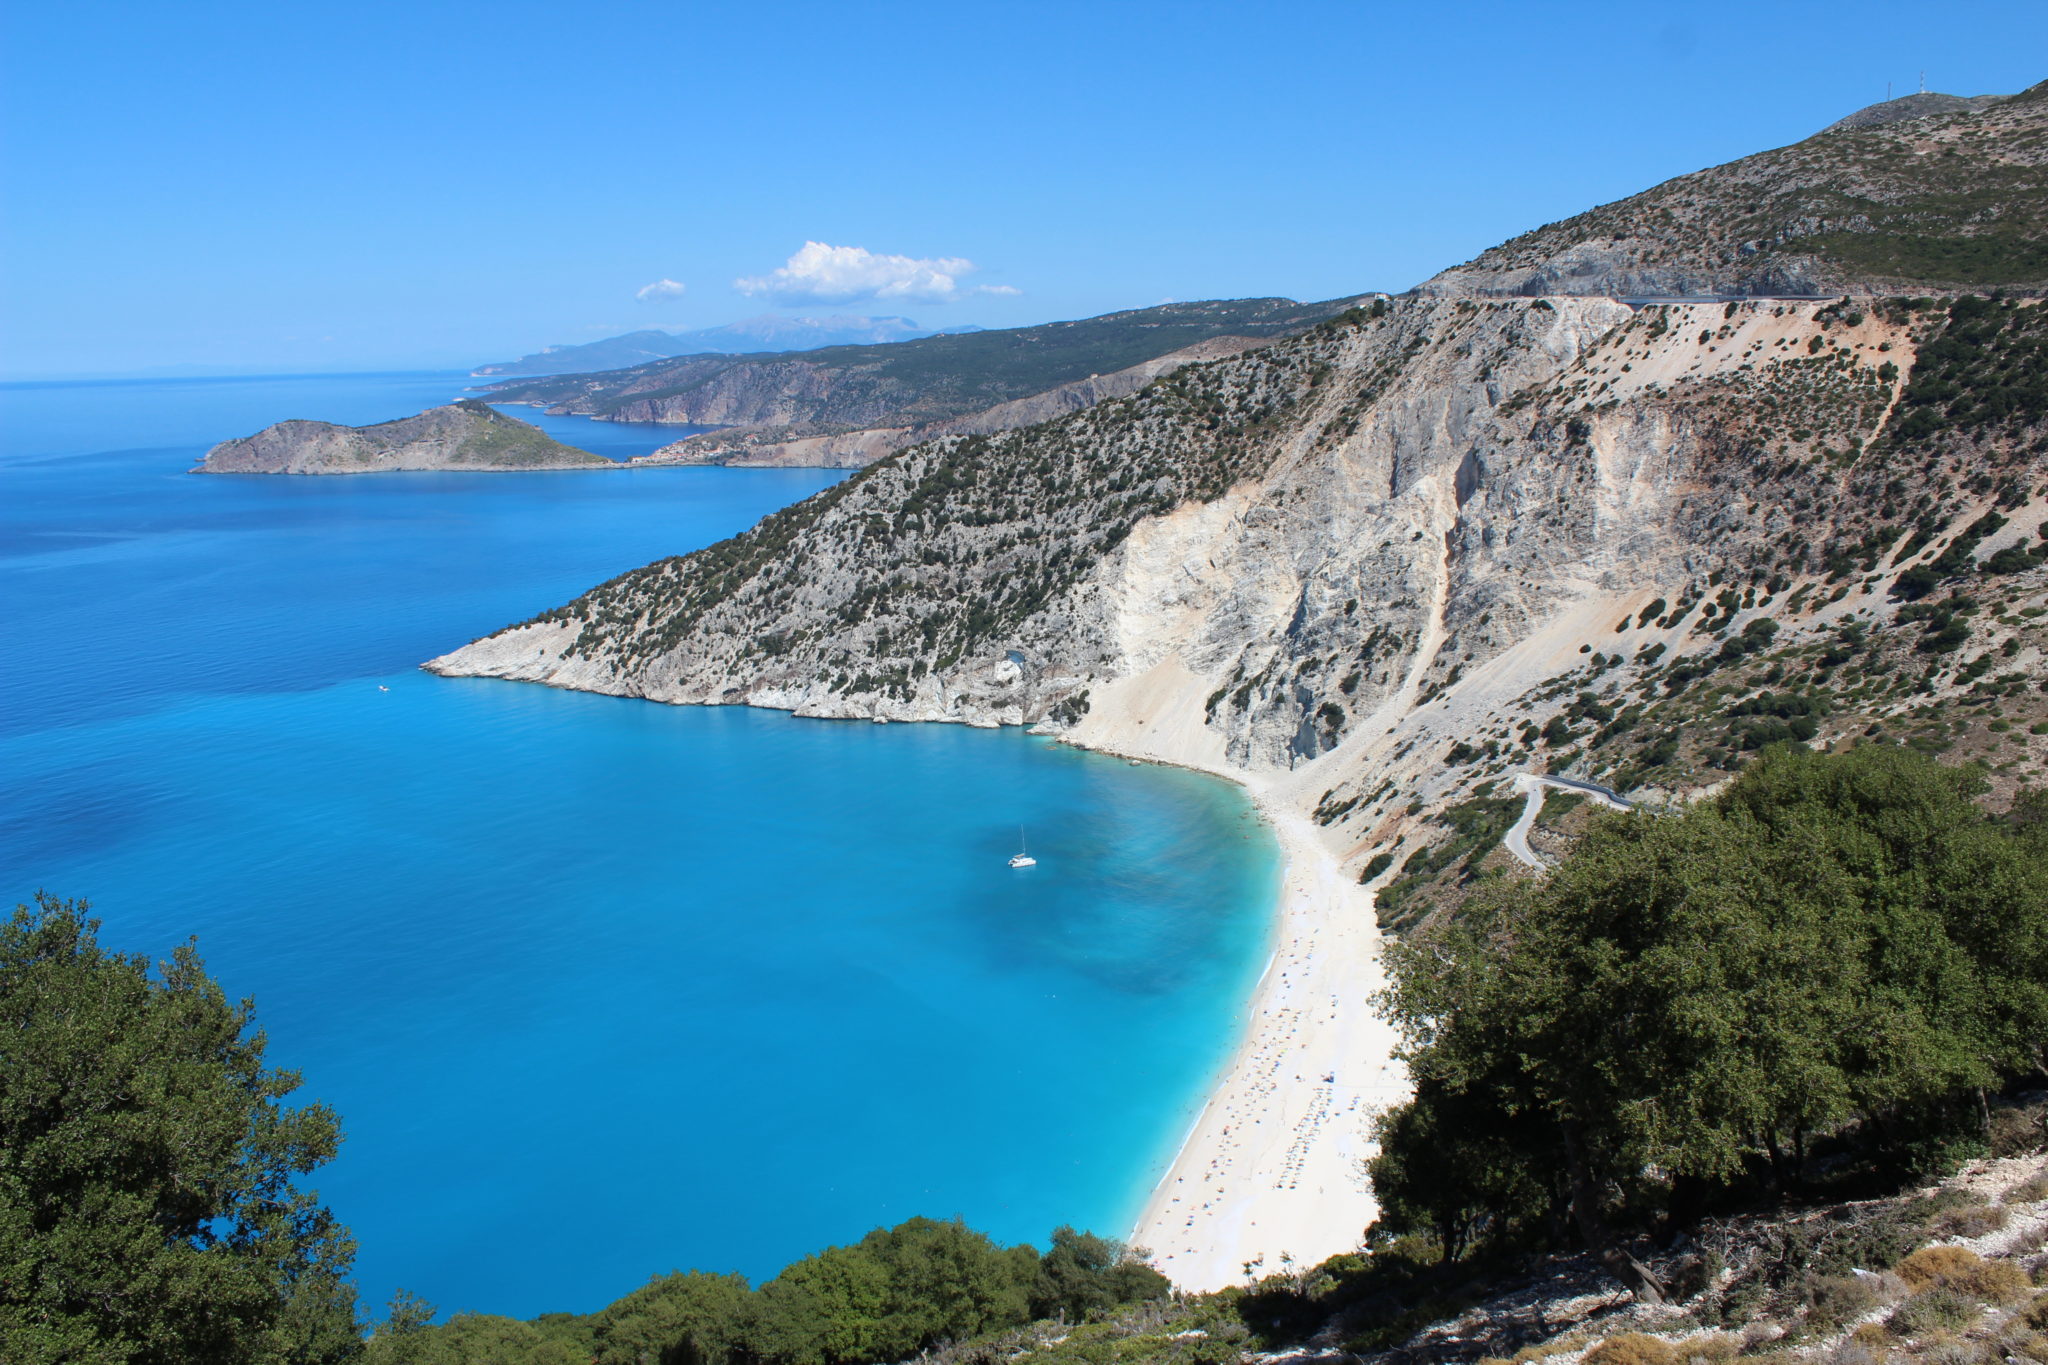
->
{"left": 1503, "top": 773, "right": 1633, "bottom": 869}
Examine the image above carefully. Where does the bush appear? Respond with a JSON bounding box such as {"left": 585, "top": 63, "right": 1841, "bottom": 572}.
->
{"left": 2007, "top": 1173, "right": 2048, "bottom": 1204}
{"left": 1894, "top": 565, "right": 1941, "bottom": 600}
{"left": 1929, "top": 1204, "right": 2009, "bottom": 1239}
{"left": 1807, "top": 1274, "right": 1883, "bottom": 1330}
{"left": 1674, "top": 1333, "right": 1738, "bottom": 1363}
{"left": 1584, "top": 1333, "right": 1677, "bottom": 1365}
{"left": 1477, "top": 1340, "right": 1583, "bottom": 1365}
{"left": 2006, "top": 1333, "right": 2048, "bottom": 1365}
{"left": 1888, "top": 1286, "right": 1976, "bottom": 1335}
{"left": 1988, "top": 1102, "right": 2046, "bottom": 1157}
{"left": 1895, "top": 1247, "right": 2031, "bottom": 1304}
{"left": 1958, "top": 1261, "right": 2031, "bottom": 1305}
{"left": 1897, "top": 1246, "right": 1987, "bottom": 1289}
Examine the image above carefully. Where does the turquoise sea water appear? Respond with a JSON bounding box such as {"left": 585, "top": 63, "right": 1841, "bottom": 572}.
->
{"left": 0, "top": 372, "right": 1278, "bottom": 1318}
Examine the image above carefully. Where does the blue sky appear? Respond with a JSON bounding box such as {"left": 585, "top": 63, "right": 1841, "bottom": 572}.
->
{"left": 3, "top": 0, "right": 2043, "bottom": 377}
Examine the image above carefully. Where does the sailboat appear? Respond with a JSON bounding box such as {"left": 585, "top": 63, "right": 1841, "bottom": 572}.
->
{"left": 1007, "top": 829, "right": 1037, "bottom": 869}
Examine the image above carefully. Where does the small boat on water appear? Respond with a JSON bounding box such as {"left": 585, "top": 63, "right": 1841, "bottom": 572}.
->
{"left": 1007, "top": 830, "right": 1037, "bottom": 869}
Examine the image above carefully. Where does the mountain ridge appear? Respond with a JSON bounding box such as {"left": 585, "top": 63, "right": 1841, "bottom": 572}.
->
{"left": 1419, "top": 80, "right": 2048, "bottom": 299}
{"left": 478, "top": 296, "right": 1368, "bottom": 422}
{"left": 473, "top": 314, "right": 978, "bottom": 378}
{"left": 624, "top": 334, "right": 1281, "bottom": 470}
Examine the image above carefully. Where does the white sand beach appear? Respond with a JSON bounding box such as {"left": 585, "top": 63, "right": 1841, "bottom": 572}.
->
{"left": 1128, "top": 786, "right": 1409, "bottom": 1290}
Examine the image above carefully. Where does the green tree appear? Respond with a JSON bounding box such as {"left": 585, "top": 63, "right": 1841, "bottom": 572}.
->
{"left": 751, "top": 1245, "right": 889, "bottom": 1365}
{"left": 858, "top": 1217, "right": 1036, "bottom": 1354}
{"left": 362, "top": 1297, "right": 591, "bottom": 1365}
{"left": 359, "top": 1291, "right": 437, "bottom": 1364}
{"left": 0, "top": 894, "right": 360, "bottom": 1364}
{"left": 1365, "top": 1081, "right": 1559, "bottom": 1262}
{"left": 1029, "top": 1227, "right": 1169, "bottom": 1323}
{"left": 752, "top": 1218, "right": 1036, "bottom": 1365}
{"left": 592, "top": 1271, "right": 752, "bottom": 1365}
{"left": 1372, "top": 748, "right": 2048, "bottom": 1298}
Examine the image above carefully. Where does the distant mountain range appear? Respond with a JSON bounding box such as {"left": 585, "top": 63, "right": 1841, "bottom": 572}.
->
{"left": 473, "top": 316, "right": 984, "bottom": 377}
{"left": 475, "top": 294, "right": 1371, "bottom": 468}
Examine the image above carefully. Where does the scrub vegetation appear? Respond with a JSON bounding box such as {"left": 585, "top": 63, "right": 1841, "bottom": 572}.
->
{"left": 1428, "top": 79, "right": 2048, "bottom": 296}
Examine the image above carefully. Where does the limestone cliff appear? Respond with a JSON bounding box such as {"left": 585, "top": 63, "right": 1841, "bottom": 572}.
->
{"left": 195, "top": 401, "right": 610, "bottom": 475}
{"left": 1418, "top": 81, "right": 2048, "bottom": 300}
{"left": 429, "top": 288, "right": 2048, "bottom": 918}
{"left": 431, "top": 82, "right": 2048, "bottom": 924}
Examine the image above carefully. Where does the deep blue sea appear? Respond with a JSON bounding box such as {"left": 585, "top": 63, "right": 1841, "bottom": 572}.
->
{"left": 0, "top": 371, "right": 1277, "bottom": 1318}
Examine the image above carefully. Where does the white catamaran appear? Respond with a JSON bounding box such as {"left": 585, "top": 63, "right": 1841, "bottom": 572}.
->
{"left": 1007, "top": 830, "right": 1037, "bottom": 868}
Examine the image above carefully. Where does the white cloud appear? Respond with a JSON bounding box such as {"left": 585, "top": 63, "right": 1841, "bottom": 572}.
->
{"left": 635, "top": 278, "right": 687, "bottom": 303}
{"left": 733, "top": 242, "right": 1015, "bottom": 304}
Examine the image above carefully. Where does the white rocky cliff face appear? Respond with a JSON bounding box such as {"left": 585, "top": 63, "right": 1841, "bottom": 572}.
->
{"left": 429, "top": 291, "right": 1971, "bottom": 885}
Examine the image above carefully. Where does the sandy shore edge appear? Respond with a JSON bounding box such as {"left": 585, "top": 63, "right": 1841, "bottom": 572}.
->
{"left": 1121, "top": 770, "right": 1409, "bottom": 1291}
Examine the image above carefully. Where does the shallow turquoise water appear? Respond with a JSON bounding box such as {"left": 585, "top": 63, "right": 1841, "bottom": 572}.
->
{"left": 0, "top": 372, "right": 1278, "bottom": 1317}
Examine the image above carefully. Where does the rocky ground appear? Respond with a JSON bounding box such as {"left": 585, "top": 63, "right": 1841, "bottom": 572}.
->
{"left": 918, "top": 1139, "right": 2048, "bottom": 1365}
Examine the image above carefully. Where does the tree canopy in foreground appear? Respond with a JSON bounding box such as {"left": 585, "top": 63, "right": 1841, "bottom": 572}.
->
{"left": 0, "top": 893, "right": 360, "bottom": 1364}
{"left": 0, "top": 895, "right": 1170, "bottom": 1365}
{"left": 364, "top": 1223, "right": 1170, "bottom": 1365}
{"left": 1369, "top": 745, "right": 2048, "bottom": 1297}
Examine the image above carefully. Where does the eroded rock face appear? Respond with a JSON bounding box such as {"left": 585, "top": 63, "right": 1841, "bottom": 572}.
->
{"left": 428, "top": 298, "right": 1879, "bottom": 736}
{"left": 430, "top": 289, "right": 2048, "bottom": 888}
{"left": 194, "top": 402, "right": 609, "bottom": 475}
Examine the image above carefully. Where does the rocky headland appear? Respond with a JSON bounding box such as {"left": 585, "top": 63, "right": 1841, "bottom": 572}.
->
{"left": 194, "top": 400, "right": 611, "bottom": 475}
